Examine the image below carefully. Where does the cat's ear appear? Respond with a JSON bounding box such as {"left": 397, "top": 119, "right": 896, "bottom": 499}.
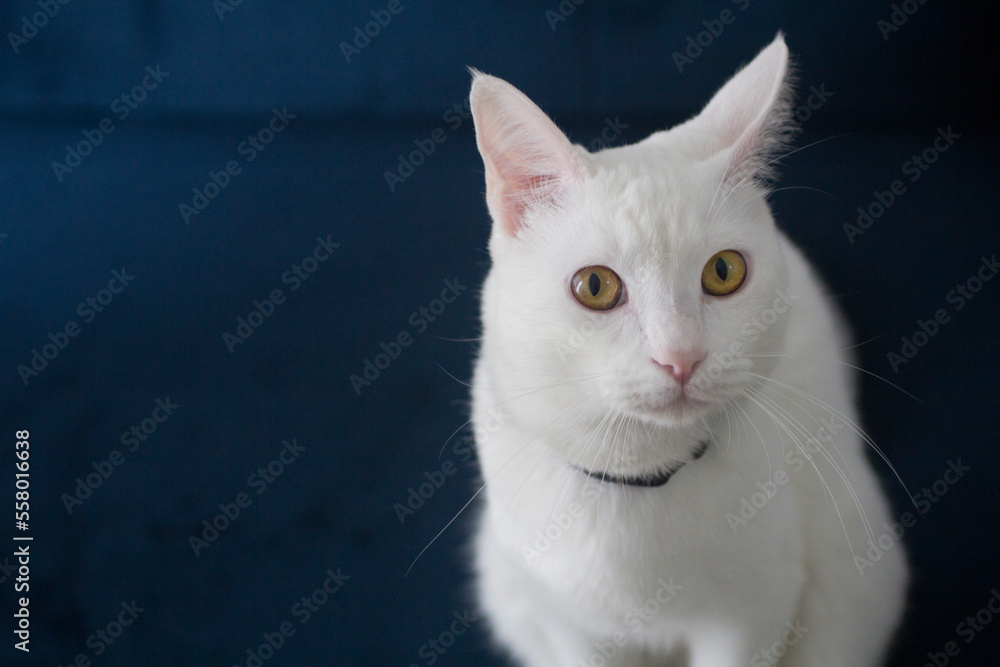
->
{"left": 469, "top": 71, "right": 585, "bottom": 238}
{"left": 690, "top": 33, "right": 795, "bottom": 185}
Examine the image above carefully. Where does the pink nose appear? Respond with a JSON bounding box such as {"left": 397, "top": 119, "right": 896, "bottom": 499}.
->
{"left": 652, "top": 348, "right": 705, "bottom": 385}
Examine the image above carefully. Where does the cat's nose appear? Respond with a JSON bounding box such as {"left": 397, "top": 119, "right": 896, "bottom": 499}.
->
{"left": 652, "top": 348, "right": 705, "bottom": 385}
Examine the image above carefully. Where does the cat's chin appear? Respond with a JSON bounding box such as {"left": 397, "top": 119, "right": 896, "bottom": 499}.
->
{"left": 628, "top": 394, "right": 716, "bottom": 428}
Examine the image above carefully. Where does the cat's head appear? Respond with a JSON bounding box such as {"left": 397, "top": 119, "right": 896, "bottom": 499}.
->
{"left": 471, "top": 35, "right": 798, "bottom": 471}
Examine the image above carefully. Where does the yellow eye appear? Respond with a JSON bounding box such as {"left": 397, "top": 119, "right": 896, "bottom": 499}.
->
{"left": 571, "top": 265, "right": 623, "bottom": 311}
{"left": 701, "top": 250, "right": 747, "bottom": 296}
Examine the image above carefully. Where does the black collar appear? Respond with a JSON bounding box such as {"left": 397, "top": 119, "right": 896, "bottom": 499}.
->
{"left": 577, "top": 440, "right": 709, "bottom": 488}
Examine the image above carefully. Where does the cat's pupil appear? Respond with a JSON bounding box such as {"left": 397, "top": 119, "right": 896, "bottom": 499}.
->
{"left": 589, "top": 273, "right": 601, "bottom": 296}
{"left": 715, "top": 257, "right": 728, "bottom": 281}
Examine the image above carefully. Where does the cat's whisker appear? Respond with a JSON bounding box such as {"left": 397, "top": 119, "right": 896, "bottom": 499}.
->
{"left": 621, "top": 413, "right": 640, "bottom": 522}
{"left": 560, "top": 403, "right": 623, "bottom": 537}
{"left": 698, "top": 414, "right": 718, "bottom": 459}
{"left": 718, "top": 133, "right": 850, "bottom": 209}
{"left": 723, "top": 401, "right": 736, "bottom": 454}
{"left": 705, "top": 157, "right": 733, "bottom": 227}
{"left": 708, "top": 184, "right": 762, "bottom": 229}
{"left": 728, "top": 398, "right": 752, "bottom": 456}
{"left": 407, "top": 389, "right": 603, "bottom": 576}
{"left": 435, "top": 363, "right": 475, "bottom": 389}
{"left": 731, "top": 390, "right": 773, "bottom": 481}
{"left": 744, "top": 383, "right": 877, "bottom": 553}
{"left": 436, "top": 372, "right": 612, "bottom": 459}
{"left": 489, "top": 443, "right": 569, "bottom": 550}
{"left": 488, "top": 391, "right": 608, "bottom": 545}
{"left": 739, "top": 386, "right": 862, "bottom": 562}
{"left": 748, "top": 373, "right": 864, "bottom": 496}
{"left": 760, "top": 133, "right": 851, "bottom": 176}
{"left": 766, "top": 184, "right": 838, "bottom": 201}
{"left": 742, "top": 353, "right": 922, "bottom": 403}
{"left": 838, "top": 334, "right": 882, "bottom": 352}
{"left": 746, "top": 371, "right": 916, "bottom": 507}
{"left": 596, "top": 409, "right": 628, "bottom": 520}
{"left": 611, "top": 411, "right": 636, "bottom": 517}
{"left": 439, "top": 362, "right": 610, "bottom": 394}
{"left": 532, "top": 395, "right": 617, "bottom": 537}
{"left": 708, "top": 133, "right": 849, "bottom": 233}
{"left": 492, "top": 391, "right": 627, "bottom": 558}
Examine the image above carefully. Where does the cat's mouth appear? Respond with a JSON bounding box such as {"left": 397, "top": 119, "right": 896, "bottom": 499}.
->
{"left": 627, "top": 391, "right": 715, "bottom": 426}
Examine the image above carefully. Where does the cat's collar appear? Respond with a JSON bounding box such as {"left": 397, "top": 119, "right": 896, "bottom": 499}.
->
{"left": 576, "top": 440, "right": 709, "bottom": 488}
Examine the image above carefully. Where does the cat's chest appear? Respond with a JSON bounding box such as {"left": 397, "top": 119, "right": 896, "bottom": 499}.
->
{"left": 483, "top": 424, "right": 804, "bottom": 614}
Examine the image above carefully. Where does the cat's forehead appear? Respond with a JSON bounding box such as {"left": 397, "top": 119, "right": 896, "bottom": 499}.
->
{"left": 576, "top": 151, "right": 726, "bottom": 248}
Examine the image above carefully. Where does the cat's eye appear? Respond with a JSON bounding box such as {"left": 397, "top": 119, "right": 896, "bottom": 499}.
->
{"left": 571, "top": 265, "right": 623, "bottom": 311}
{"left": 701, "top": 250, "right": 747, "bottom": 296}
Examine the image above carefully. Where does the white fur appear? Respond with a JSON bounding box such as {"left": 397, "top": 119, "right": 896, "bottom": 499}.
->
{"left": 468, "top": 35, "right": 907, "bottom": 667}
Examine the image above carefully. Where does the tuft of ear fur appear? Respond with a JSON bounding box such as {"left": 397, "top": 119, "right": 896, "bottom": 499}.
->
{"left": 692, "top": 33, "right": 797, "bottom": 188}
{"left": 469, "top": 69, "right": 585, "bottom": 238}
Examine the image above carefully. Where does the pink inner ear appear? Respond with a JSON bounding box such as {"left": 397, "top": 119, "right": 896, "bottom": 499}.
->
{"left": 490, "top": 162, "right": 562, "bottom": 236}
{"left": 687, "top": 36, "right": 790, "bottom": 185}
{"left": 472, "top": 74, "right": 583, "bottom": 237}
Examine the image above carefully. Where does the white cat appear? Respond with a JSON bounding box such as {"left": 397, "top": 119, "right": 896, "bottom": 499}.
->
{"left": 467, "top": 34, "right": 908, "bottom": 666}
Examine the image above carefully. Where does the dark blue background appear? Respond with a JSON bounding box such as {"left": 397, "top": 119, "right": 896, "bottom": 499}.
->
{"left": 0, "top": 1, "right": 997, "bottom": 665}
